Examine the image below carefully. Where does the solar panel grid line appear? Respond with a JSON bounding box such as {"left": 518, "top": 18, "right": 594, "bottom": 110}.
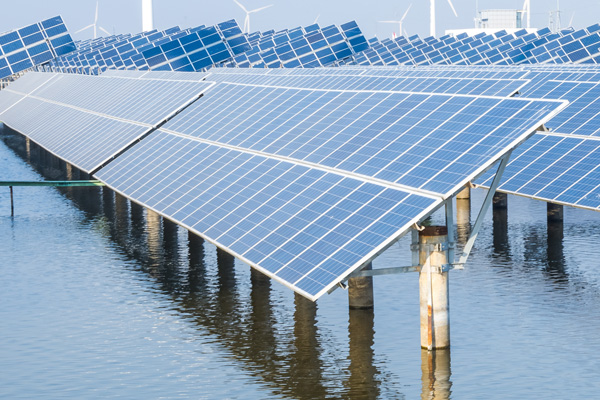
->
{"left": 16, "top": 74, "right": 215, "bottom": 129}
{"left": 120, "top": 140, "right": 228, "bottom": 207}
{"left": 255, "top": 176, "right": 417, "bottom": 275}
{"left": 534, "top": 142, "right": 600, "bottom": 201}
{"left": 505, "top": 136, "right": 596, "bottom": 193}
{"left": 160, "top": 128, "right": 443, "bottom": 200}
{"left": 418, "top": 99, "right": 568, "bottom": 197}
{"left": 11, "top": 90, "right": 153, "bottom": 128}
{"left": 94, "top": 131, "right": 438, "bottom": 299}
{"left": 289, "top": 194, "right": 437, "bottom": 298}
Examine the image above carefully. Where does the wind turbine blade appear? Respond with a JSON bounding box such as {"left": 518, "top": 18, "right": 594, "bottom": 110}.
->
{"left": 314, "top": 14, "right": 320, "bottom": 24}
{"left": 249, "top": 4, "right": 273, "bottom": 14}
{"left": 401, "top": 3, "right": 412, "bottom": 22}
{"left": 244, "top": 15, "right": 250, "bottom": 33}
{"left": 95, "top": 0, "right": 99, "bottom": 24}
{"left": 569, "top": 12, "right": 575, "bottom": 27}
{"left": 75, "top": 24, "right": 94, "bottom": 34}
{"left": 233, "top": 0, "right": 249, "bottom": 13}
{"left": 446, "top": 0, "right": 458, "bottom": 17}
{"left": 99, "top": 26, "right": 111, "bottom": 36}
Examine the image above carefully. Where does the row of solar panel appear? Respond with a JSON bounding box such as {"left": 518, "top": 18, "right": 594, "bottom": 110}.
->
{"left": 0, "top": 72, "right": 212, "bottom": 172}
{"left": 350, "top": 23, "right": 600, "bottom": 67}
{"left": 198, "top": 66, "right": 600, "bottom": 212}
{"left": 43, "top": 19, "right": 368, "bottom": 75}
{"left": 0, "top": 71, "right": 563, "bottom": 299}
{"left": 0, "top": 16, "right": 75, "bottom": 79}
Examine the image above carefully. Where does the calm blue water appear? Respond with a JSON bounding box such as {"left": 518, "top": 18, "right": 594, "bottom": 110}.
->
{"left": 1, "top": 129, "right": 600, "bottom": 399}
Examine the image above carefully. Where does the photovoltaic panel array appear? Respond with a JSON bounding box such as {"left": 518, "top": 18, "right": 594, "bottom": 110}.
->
{"left": 281, "top": 64, "right": 600, "bottom": 212}
{"left": 349, "top": 24, "right": 600, "bottom": 67}
{"left": 477, "top": 74, "right": 600, "bottom": 210}
{"left": 0, "top": 72, "right": 212, "bottom": 173}
{"left": 141, "top": 20, "right": 251, "bottom": 72}
{"left": 93, "top": 75, "right": 565, "bottom": 300}
{"left": 230, "top": 21, "right": 369, "bottom": 68}
{"left": 48, "top": 25, "right": 192, "bottom": 74}
{"left": 0, "top": 16, "right": 75, "bottom": 79}
{"left": 204, "top": 68, "right": 527, "bottom": 97}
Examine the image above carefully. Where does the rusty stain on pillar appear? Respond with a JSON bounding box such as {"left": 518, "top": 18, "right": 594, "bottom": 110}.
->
{"left": 348, "top": 262, "right": 374, "bottom": 309}
{"left": 419, "top": 226, "right": 450, "bottom": 350}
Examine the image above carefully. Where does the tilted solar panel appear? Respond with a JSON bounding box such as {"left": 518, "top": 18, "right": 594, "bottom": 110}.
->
{"left": 0, "top": 16, "right": 75, "bottom": 79}
{"left": 0, "top": 72, "right": 213, "bottom": 173}
{"left": 94, "top": 78, "right": 565, "bottom": 300}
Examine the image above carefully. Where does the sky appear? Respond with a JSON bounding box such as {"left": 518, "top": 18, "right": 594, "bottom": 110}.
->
{"left": 1, "top": 0, "right": 599, "bottom": 41}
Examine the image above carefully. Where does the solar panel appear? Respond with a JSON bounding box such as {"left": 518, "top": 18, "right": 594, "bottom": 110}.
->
{"left": 0, "top": 16, "right": 75, "bottom": 79}
{"left": 204, "top": 69, "right": 527, "bottom": 97}
{"left": 0, "top": 72, "right": 213, "bottom": 173}
{"left": 94, "top": 77, "right": 565, "bottom": 300}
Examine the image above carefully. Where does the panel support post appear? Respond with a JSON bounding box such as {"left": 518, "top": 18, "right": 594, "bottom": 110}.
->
{"left": 547, "top": 202, "right": 563, "bottom": 223}
{"left": 419, "top": 226, "right": 449, "bottom": 350}
{"left": 348, "top": 262, "right": 374, "bottom": 309}
{"left": 456, "top": 186, "right": 470, "bottom": 200}
{"left": 10, "top": 186, "right": 14, "bottom": 217}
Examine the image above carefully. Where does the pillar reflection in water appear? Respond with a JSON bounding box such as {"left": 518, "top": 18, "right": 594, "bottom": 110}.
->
{"left": 215, "top": 248, "right": 239, "bottom": 333}
{"left": 546, "top": 218, "right": 566, "bottom": 280}
{"left": 492, "top": 206, "right": 510, "bottom": 260}
{"left": 421, "top": 349, "right": 452, "bottom": 400}
{"left": 162, "top": 218, "right": 179, "bottom": 260}
{"left": 292, "top": 293, "right": 326, "bottom": 398}
{"left": 346, "top": 308, "right": 379, "bottom": 399}
{"left": 187, "top": 232, "right": 206, "bottom": 293}
{"left": 114, "top": 193, "right": 130, "bottom": 241}
{"left": 130, "top": 201, "right": 145, "bottom": 239}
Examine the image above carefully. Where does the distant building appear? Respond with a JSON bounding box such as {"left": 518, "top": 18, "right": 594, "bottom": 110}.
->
{"left": 446, "top": 8, "right": 536, "bottom": 37}
{"left": 478, "top": 9, "right": 525, "bottom": 30}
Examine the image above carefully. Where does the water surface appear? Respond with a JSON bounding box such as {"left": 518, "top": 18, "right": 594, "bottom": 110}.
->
{"left": 1, "top": 129, "right": 600, "bottom": 399}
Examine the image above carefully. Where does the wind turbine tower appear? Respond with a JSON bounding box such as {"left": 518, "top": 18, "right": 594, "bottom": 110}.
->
{"left": 142, "top": 0, "right": 154, "bottom": 31}
{"left": 523, "top": 0, "right": 531, "bottom": 28}
{"left": 234, "top": 0, "right": 273, "bottom": 34}
{"left": 430, "top": 0, "right": 458, "bottom": 37}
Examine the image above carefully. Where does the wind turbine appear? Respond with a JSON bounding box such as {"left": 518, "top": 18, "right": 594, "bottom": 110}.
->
{"left": 233, "top": 0, "right": 273, "bottom": 34}
{"left": 522, "top": 0, "right": 531, "bottom": 29}
{"left": 430, "top": 0, "right": 458, "bottom": 38}
{"left": 75, "top": 1, "right": 110, "bottom": 39}
{"left": 380, "top": 4, "right": 412, "bottom": 39}
{"left": 142, "top": 0, "right": 154, "bottom": 32}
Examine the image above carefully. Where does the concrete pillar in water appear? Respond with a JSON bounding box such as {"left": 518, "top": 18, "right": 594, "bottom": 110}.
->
{"left": 419, "top": 226, "right": 450, "bottom": 350}
{"left": 456, "top": 196, "right": 471, "bottom": 245}
{"left": 421, "top": 348, "right": 452, "bottom": 399}
{"left": 456, "top": 186, "right": 470, "bottom": 200}
{"left": 492, "top": 192, "right": 507, "bottom": 210}
{"left": 146, "top": 209, "right": 163, "bottom": 260}
{"left": 348, "top": 262, "right": 374, "bottom": 309}
{"left": 547, "top": 202, "right": 564, "bottom": 223}
{"left": 65, "top": 163, "right": 73, "bottom": 180}
{"left": 114, "top": 193, "right": 130, "bottom": 238}
{"left": 217, "top": 248, "right": 236, "bottom": 283}
{"left": 25, "top": 137, "right": 30, "bottom": 161}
